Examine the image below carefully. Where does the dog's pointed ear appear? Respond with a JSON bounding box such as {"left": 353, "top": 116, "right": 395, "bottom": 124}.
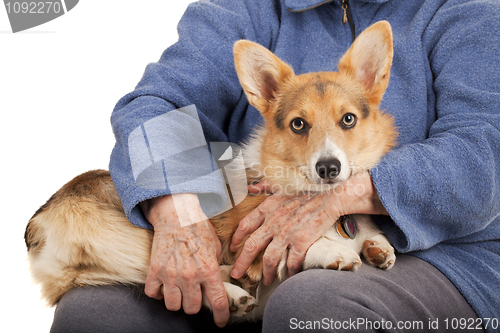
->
{"left": 338, "top": 21, "right": 393, "bottom": 105}
{"left": 234, "top": 40, "right": 294, "bottom": 113}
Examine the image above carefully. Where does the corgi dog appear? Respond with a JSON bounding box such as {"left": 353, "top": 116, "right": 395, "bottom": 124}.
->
{"left": 25, "top": 21, "right": 397, "bottom": 322}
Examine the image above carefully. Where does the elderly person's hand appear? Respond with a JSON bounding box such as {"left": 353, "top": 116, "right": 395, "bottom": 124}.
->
{"left": 230, "top": 171, "right": 388, "bottom": 285}
{"left": 140, "top": 194, "right": 230, "bottom": 327}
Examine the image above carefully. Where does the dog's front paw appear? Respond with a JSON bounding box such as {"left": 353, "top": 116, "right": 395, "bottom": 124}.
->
{"left": 304, "top": 237, "right": 362, "bottom": 271}
{"left": 324, "top": 251, "right": 362, "bottom": 271}
{"left": 224, "top": 282, "right": 258, "bottom": 317}
{"left": 362, "top": 234, "right": 395, "bottom": 270}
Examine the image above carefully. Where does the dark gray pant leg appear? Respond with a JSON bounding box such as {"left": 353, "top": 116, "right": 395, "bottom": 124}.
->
{"left": 50, "top": 285, "right": 262, "bottom": 333}
{"left": 262, "top": 255, "right": 480, "bottom": 332}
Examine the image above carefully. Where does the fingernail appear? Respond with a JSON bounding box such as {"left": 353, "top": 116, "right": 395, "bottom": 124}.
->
{"left": 231, "top": 268, "right": 239, "bottom": 279}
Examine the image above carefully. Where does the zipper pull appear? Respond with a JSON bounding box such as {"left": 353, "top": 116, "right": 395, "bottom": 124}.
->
{"left": 342, "top": 0, "right": 348, "bottom": 25}
{"left": 341, "top": 0, "right": 355, "bottom": 43}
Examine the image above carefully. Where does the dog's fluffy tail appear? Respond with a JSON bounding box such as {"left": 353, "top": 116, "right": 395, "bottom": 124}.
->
{"left": 25, "top": 170, "right": 153, "bottom": 306}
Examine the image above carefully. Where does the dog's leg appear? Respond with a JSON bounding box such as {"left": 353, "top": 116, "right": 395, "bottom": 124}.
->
{"left": 224, "top": 282, "right": 258, "bottom": 317}
{"left": 361, "top": 234, "right": 396, "bottom": 270}
{"left": 354, "top": 215, "right": 396, "bottom": 270}
{"left": 202, "top": 265, "right": 258, "bottom": 318}
{"left": 303, "top": 232, "right": 362, "bottom": 271}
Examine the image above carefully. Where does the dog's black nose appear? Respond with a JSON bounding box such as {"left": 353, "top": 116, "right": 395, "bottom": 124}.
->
{"left": 316, "top": 158, "right": 341, "bottom": 179}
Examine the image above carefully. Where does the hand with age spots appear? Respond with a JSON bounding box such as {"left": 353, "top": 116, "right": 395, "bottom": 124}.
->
{"left": 140, "top": 194, "right": 230, "bottom": 328}
{"left": 230, "top": 171, "right": 389, "bottom": 285}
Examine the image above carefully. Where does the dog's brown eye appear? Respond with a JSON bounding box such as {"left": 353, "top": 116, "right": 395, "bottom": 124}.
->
{"left": 290, "top": 118, "right": 308, "bottom": 134}
{"left": 341, "top": 113, "right": 357, "bottom": 129}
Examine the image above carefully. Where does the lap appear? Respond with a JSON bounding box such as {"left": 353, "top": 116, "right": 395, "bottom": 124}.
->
{"left": 50, "top": 255, "right": 479, "bottom": 333}
{"left": 263, "top": 254, "right": 481, "bottom": 332}
{"left": 50, "top": 285, "right": 262, "bottom": 333}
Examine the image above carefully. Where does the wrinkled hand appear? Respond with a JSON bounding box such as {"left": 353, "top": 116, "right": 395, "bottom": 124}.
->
{"left": 140, "top": 194, "right": 230, "bottom": 327}
{"left": 230, "top": 171, "right": 388, "bottom": 285}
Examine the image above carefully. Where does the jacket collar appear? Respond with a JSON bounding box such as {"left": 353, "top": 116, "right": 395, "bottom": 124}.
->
{"left": 286, "top": 0, "right": 389, "bottom": 12}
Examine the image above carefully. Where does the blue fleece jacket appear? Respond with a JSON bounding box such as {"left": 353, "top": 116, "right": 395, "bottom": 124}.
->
{"left": 109, "top": 0, "right": 500, "bottom": 327}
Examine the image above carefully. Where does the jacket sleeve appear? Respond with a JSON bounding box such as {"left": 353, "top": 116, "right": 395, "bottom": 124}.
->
{"left": 109, "top": 0, "right": 281, "bottom": 228}
{"left": 371, "top": 1, "right": 500, "bottom": 252}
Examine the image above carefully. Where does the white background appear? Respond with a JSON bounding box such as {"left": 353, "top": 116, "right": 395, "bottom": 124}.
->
{"left": 0, "top": 1, "right": 194, "bottom": 331}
